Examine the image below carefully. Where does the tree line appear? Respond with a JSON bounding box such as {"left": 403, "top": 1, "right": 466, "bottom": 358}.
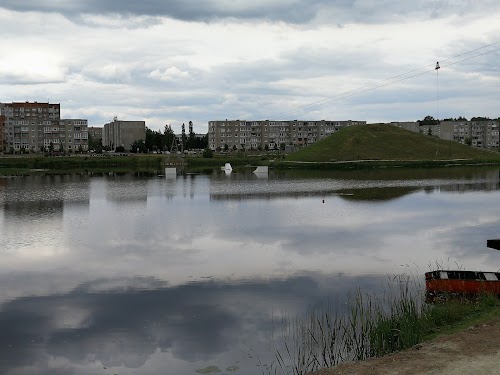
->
{"left": 418, "top": 115, "right": 498, "bottom": 125}
{"left": 131, "top": 122, "right": 208, "bottom": 153}
{"left": 89, "top": 122, "right": 208, "bottom": 153}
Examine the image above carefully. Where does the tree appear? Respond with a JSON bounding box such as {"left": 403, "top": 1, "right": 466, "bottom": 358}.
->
{"left": 115, "top": 145, "right": 125, "bottom": 152}
{"left": 187, "top": 121, "right": 196, "bottom": 150}
{"left": 224, "top": 143, "right": 229, "bottom": 151}
{"left": 427, "top": 127, "right": 432, "bottom": 136}
{"left": 202, "top": 147, "right": 214, "bottom": 158}
{"left": 465, "top": 138, "right": 472, "bottom": 146}
{"left": 419, "top": 116, "right": 439, "bottom": 125}
{"left": 232, "top": 145, "right": 237, "bottom": 151}
{"left": 280, "top": 142, "right": 286, "bottom": 151}
{"left": 181, "top": 123, "right": 186, "bottom": 151}
{"left": 164, "top": 124, "right": 175, "bottom": 151}
{"left": 131, "top": 139, "right": 146, "bottom": 153}
{"left": 88, "top": 133, "right": 102, "bottom": 151}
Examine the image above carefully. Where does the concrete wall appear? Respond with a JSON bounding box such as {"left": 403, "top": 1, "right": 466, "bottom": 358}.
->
{"left": 103, "top": 120, "right": 146, "bottom": 151}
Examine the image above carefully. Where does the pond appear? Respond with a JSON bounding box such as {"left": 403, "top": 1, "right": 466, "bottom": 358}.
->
{"left": 0, "top": 166, "right": 499, "bottom": 374}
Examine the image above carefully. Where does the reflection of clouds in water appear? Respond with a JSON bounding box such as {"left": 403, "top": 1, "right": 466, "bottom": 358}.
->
{"left": 0, "top": 169, "right": 500, "bottom": 373}
{"left": 433, "top": 219, "right": 500, "bottom": 270}
{"left": 0, "top": 274, "right": 387, "bottom": 374}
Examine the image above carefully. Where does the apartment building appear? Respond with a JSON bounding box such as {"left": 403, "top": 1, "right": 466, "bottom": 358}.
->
{"left": 102, "top": 119, "right": 145, "bottom": 151}
{"left": 392, "top": 120, "right": 499, "bottom": 150}
{"left": 88, "top": 126, "right": 103, "bottom": 140}
{"left": 0, "top": 115, "right": 5, "bottom": 152}
{"left": 0, "top": 102, "right": 88, "bottom": 153}
{"left": 208, "top": 120, "right": 366, "bottom": 151}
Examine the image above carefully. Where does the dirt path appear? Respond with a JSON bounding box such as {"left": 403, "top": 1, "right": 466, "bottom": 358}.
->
{"left": 311, "top": 316, "right": 500, "bottom": 375}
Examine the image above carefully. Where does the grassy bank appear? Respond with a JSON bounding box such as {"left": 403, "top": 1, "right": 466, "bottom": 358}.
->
{"left": 273, "top": 158, "right": 500, "bottom": 171}
{"left": 270, "top": 277, "right": 500, "bottom": 375}
{"left": 0, "top": 155, "right": 164, "bottom": 175}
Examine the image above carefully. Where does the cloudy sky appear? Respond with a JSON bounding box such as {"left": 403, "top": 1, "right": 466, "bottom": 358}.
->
{"left": 1, "top": 1, "right": 499, "bottom": 133}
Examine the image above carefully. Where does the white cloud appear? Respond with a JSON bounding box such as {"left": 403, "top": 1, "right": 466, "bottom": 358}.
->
{"left": 149, "top": 66, "right": 190, "bottom": 81}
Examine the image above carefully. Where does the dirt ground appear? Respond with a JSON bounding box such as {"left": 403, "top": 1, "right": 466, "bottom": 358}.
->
{"left": 310, "top": 315, "right": 500, "bottom": 375}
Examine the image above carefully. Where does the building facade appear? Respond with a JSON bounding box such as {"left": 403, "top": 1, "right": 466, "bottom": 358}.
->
{"left": 88, "top": 126, "right": 103, "bottom": 140}
{"left": 102, "top": 119, "right": 146, "bottom": 151}
{"left": 0, "top": 115, "right": 5, "bottom": 152}
{"left": 0, "top": 102, "right": 88, "bottom": 153}
{"left": 208, "top": 120, "right": 366, "bottom": 151}
{"left": 392, "top": 120, "right": 499, "bottom": 150}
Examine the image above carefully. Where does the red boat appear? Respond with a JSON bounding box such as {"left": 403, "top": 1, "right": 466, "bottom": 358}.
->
{"left": 425, "top": 270, "right": 500, "bottom": 300}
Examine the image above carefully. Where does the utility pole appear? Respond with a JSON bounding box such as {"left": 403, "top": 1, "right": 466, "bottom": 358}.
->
{"left": 435, "top": 62, "right": 440, "bottom": 160}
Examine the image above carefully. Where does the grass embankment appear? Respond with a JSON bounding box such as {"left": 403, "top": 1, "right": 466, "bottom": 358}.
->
{"left": 0, "top": 155, "right": 164, "bottom": 175}
{"left": 281, "top": 124, "right": 500, "bottom": 168}
{"left": 272, "top": 278, "right": 500, "bottom": 375}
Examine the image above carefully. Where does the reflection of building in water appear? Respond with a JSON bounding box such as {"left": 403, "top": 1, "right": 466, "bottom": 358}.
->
{"left": 3, "top": 200, "right": 64, "bottom": 219}
{"left": 438, "top": 170, "right": 500, "bottom": 192}
{"left": 104, "top": 176, "right": 148, "bottom": 204}
{"left": 439, "top": 181, "right": 500, "bottom": 193}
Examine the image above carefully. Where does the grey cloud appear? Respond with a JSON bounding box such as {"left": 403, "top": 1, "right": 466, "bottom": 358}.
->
{"left": 1, "top": 0, "right": 498, "bottom": 24}
{"left": 1, "top": 0, "right": 319, "bottom": 23}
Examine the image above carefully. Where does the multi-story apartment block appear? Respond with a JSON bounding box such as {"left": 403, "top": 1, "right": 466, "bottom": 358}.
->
{"left": 88, "top": 126, "right": 103, "bottom": 140}
{"left": 391, "top": 120, "right": 499, "bottom": 150}
{"left": 102, "top": 119, "right": 145, "bottom": 151}
{"left": 0, "top": 115, "right": 5, "bottom": 152}
{"left": 436, "top": 120, "right": 499, "bottom": 149}
{"left": 208, "top": 120, "right": 366, "bottom": 151}
{"left": 0, "top": 102, "right": 88, "bottom": 153}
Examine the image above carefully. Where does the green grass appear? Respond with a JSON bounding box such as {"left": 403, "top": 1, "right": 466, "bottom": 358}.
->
{"left": 284, "top": 124, "right": 500, "bottom": 163}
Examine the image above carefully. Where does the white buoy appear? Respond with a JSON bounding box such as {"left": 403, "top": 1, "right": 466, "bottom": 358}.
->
{"left": 222, "top": 163, "right": 232, "bottom": 172}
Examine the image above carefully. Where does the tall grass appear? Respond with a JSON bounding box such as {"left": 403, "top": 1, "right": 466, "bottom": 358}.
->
{"left": 269, "top": 275, "right": 499, "bottom": 375}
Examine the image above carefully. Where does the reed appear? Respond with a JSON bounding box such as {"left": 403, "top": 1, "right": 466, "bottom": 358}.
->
{"left": 268, "top": 275, "right": 499, "bottom": 375}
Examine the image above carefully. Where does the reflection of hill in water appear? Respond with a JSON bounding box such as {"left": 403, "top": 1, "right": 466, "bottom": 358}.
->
{"left": 211, "top": 190, "right": 347, "bottom": 200}
{"left": 277, "top": 166, "right": 500, "bottom": 182}
{"left": 209, "top": 167, "right": 500, "bottom": 201}
{"left": 337, "top": 187, "right": 421, "bottom": 202}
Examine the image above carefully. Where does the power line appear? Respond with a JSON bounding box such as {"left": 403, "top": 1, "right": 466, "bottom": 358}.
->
{"left": 261, "top": 41, "right": 500, "bottom": 120}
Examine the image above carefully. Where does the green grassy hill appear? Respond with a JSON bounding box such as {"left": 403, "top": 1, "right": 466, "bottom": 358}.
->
{"left": 285, "top": 124, "right": 500, "bottom": 162}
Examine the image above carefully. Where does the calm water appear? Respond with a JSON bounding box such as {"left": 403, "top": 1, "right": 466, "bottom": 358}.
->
{"left": 0, "top": 167, "right": 499, "bottom": 374}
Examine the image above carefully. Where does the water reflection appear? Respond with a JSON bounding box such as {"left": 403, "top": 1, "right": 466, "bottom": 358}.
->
{"left": 0, "top": 274, "right": 388, "bottom": 375}
{"left": 0, "top": 167, "right": 499, "bottom": 374}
